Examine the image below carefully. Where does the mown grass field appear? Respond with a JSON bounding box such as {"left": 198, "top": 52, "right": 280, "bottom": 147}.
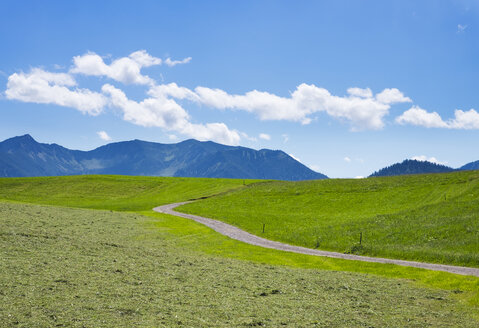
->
{"left": 1, "top": 174, "right": 479, "bottom": 326}
{"left": 180, "top": 171, "right": 479, "bottom": 267}
{"left": 2, "top": 201, "right": 479, "bottom": 327}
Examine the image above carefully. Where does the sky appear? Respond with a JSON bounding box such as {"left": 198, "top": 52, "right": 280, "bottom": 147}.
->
{"left": 1, "top": 0, "right": 479, "bottom": 178}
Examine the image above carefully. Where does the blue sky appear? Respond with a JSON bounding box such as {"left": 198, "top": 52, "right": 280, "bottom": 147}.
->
{"left": 1, "top": 0, "right": 479, "bottom": 178}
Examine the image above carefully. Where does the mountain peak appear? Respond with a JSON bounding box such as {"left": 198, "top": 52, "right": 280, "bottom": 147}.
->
{"left": 2, "top": 134, "right": 37, "bottom": 146}
{"left": 14, "top": 134, "right": 35, "bottom": 141}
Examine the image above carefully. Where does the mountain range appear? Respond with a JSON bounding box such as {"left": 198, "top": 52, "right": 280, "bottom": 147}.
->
{"left": 0, "top": 134, "right": 328, "bottom": 180}
{"left": 1, "top": 134, "right": 478, "bottom": 179}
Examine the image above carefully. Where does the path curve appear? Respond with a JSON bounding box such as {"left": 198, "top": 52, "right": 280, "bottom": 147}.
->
{"left": 153, "top": 202, "right": 479, "bottom": 277}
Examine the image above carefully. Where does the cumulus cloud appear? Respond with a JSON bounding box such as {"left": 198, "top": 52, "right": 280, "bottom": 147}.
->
{"left": 347, "top": 87, "right": 372, "bottom": 98}
{"left": 396, "top": 106, "right": 447, "bottom": 128}
{"left": 344, "top": 156, "right": 351, "bottom": 162}
{"left": 411, "top": 155, "right": 446, "bottom": 165}
{"left": 4, "top": 51, "right": 244, "bottom": 145}
{"left": 375, "top": 88, "right": 412, "bottom": 104}
{"left": 396, "top": 106, "right": 479, "bottom": 129}
{"left": 259, "top": 133, "right": 271, "bottom": 140}
{"left": 97, "top": 131, "right": 112, "bottom": 141}
{"left": 5, "top": 68, "right": 107, "bottom": 115}
{"left": 4, "top": 49, "right": 426, "bottom": 146}
{"left": 149, "top": 82, "right": 199, "bottom": 100}
{"left": 154, "top": 83, "right": 412, "bottom": 130}
{"left": 102, "top": 84, "right": 240, "bottom": 145}
{"left": 448, "top": 109, "right": 479, "bottom": 129}
{"left": 70, "top": 50, "right": 190, "bottom": 85}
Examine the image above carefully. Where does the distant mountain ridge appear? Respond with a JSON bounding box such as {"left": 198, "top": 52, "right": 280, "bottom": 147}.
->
{"left": 367, "top": 158, "right": 479, "bottom": 177}
{"left": 0, "top": 134, "right": 328, "bottom": 180}
{"left": 460, "top": 160, "right": 479, "bottom": 171}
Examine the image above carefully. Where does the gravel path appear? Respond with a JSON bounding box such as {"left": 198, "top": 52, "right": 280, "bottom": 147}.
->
{"left": 153, "top": 202, "right": 479, "bottom": 277}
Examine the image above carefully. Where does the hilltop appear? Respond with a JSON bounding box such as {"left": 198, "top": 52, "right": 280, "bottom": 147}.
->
{"left": 369, "top": 159, "right": 454, "bottom": 177}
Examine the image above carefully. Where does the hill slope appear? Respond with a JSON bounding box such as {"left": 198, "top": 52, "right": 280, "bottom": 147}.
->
{"left": 369, "top": 159, "right": 454, "bottom": 177}
{"left": 460, "top": 160, "right": 479, "bottom": 171}
{"left": 179, "top": 170, "right": 479, "bottom": 267}
{"left": 0, "top": 135, "right": 327, "bottom": 180}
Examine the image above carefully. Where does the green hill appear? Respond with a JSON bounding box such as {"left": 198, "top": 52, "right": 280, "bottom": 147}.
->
{"left": 0, "top": 175, "right": 258, "bottom": 211}
{"left": 180, "top": 170, "right": 479, "bottom": 267}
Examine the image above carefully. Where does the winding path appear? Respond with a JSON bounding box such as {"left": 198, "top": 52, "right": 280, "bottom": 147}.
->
{"left": 153, "top": 201, "right": 479, "bottom": 277}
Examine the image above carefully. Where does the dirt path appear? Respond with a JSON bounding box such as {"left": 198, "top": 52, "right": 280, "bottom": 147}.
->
{"left": 153, "top": 202, "right": 479, "bottom": 277}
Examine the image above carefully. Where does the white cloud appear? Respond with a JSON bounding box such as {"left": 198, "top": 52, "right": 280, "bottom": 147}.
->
{"left": 102, "top": 83, "right": 189, "bottom": 128}
{"left": 70, "top": 50, "right": 191, "bottom": 85}
{"left": 149, "top": 82, "right": 199, "bottom": 100}
{"left": 396, "top": 106, "right": 447, "bottom": 128}
{"left": 354, "top": 176, "right": 365, "bottom": 179}
{"left": 375, "top": 88, "right": 412, "bottom": 104}
{"left": 168, "top": 134, "right": 178, "bottom": 140}
{"left": 259, "top": 133, "right": 271, "bottom": 140}
{"left": 154, "top": 83, "right": 411, "bottom": 130}
{"left": 101, "top": 83, "right": 241, "bottom": 145}
{"left": 457, "top": 24, "right": 468, "bottom": 33}
{"left": 128, "top": 50, "right": 162, "bottom": 67}
{"left": 5, "top": 68, "right": 107, "bottom": 115}
{"left": 448, "top": 109, "right": 479, "bottom": 129}
{"left": 411, "top": 155, "right": 446, "bottom": 165}
{"left": 4, "top": 50, "right": 429, "bottom": 147}
{"left": 282, "top": 134, "right": 289, "bottom": 143}
{"left": 396, "top": 106, "right": 479, "bottom": 129}
{"left": 347, "top": 87, "right": 372, "bottom": 98}
{"left": 164, "top": 57, "right": 192, "bottom": 67}
{"left": 192, "top": 84, "right": 404, "bottom": 130}
{"left": 97, "top": 131, "right": 112, "bottom": 141}
{"left": 344, "top": 156, "right": 351, "bottom": 162}
{"left": 71, "top": 50, "right": 158, "bottom": 85}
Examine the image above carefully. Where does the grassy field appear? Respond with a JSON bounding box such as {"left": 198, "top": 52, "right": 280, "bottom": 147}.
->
{"left": 0, "top": 175, "right": 258, "bottom": 211}
{"left": 2, "top": 201, "right": 479, "bottom": 327}
{"left": 1, "top": 174, "right": 479, "bottom": 326}
{"left": 179, "top": 171, "right": 479, "bottom": 267}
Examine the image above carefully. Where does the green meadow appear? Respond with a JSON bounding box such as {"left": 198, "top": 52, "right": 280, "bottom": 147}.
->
{"left": 1, "top": 174, "right": 479, "bottom": 326}
{"left": 180, "top": 170, "right": 479, "bottom": 267}
{"left": 0, "top": 175, "right": 258, "bottom": 211}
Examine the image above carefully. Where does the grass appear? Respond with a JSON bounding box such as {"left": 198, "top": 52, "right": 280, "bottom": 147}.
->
{"left": 0, "top": 175, "right": 259, "bottom": 211}
{"left": 1, "top": 174, "right": 479, "bottom": 325}
{"left": 179, "top": 170, "right": 479, "bottom": 267}
{"left": 1, "top": 201, "right": 478, "bottom": 327}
